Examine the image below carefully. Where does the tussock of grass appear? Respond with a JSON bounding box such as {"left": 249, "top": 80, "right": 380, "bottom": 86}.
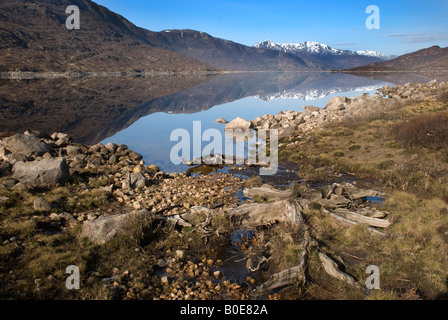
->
{"left": 393, "top": 112, "right": 448, "bottom": 151}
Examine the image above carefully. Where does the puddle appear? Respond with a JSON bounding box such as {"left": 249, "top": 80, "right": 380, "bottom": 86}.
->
{"left": 364, "top": 196, "right": 385, "bottom": 203}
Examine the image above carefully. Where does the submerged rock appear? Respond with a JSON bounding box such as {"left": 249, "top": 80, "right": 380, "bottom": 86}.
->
{"left": 225, "top": 117, "right": 252, "bottom": 130}
{"left": 215, "top": 118, "right": 229, "bottom": 124}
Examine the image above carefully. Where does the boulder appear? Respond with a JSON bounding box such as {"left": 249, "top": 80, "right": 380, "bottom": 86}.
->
{"left": 3, "top": 133, "right": 51, "bottom": 156}
{"left": 128, "top": 150, "right": 143, "bottom": 162}
{"left": 12, "top": 158, "right": 70, "bottom": 189}
{"left": 65, "top": 145, "right": 82, "bottom": 156}
{"left": 81, "top": 209, "right": 152, "bottom": 245}
{"left": 325, "top": 96, "right": 348, "bottom": 111}
{"left": 225, "top": 117, "right": 252, "bottom": 130}
{"left": 130, "top": 172, "right": 147, "bottom": 189}
{"left": 104, "top": 142, "right": 118, "bottom": 154}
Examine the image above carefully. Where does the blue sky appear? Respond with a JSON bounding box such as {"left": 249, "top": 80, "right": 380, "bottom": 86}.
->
{"left": 94, "top": 0, "right": 448, "bottom": 56}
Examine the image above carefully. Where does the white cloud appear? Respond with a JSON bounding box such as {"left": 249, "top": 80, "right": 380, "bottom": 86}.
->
{"left": 386, "top": 33, "right": 448, "bottom": 43}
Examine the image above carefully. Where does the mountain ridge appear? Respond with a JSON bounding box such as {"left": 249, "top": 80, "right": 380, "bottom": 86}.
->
{"left": 253, "top": 40, "right": 387, "bottom": 70}
{"left": 0, "top": 0, "right": 217, "bottom": 72}
{"left": 346, "top": 45, "right": 448, "bottom": 72}
{"left": 139, "top": 29, "right": 322, "bottom": 71}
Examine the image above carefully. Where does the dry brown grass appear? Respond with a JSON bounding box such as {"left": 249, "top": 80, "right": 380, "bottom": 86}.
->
{"left": 392, "top": 112, "right": 448, "bottom": 151}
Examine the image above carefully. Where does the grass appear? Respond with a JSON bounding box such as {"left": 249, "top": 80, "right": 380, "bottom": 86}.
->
{"left": 392, "top": 112, "right": 448, "bottom": 151}
{"left": 300, "top": 191, "right": 448, "bottom": 299}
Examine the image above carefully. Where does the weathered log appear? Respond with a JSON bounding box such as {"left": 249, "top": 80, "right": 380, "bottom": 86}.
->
{"left": 322, "top": 208, "right": 386, "bottom": 236}
{"left": 341, "top": 183, "right": 381, "bottom": 200}
{"left": 332, "top": 208, "right": 390, "bottom": 228}
{"left": 318, "top": 251, "right": 365, "bottom": 292}
{"left": 229, "top": 200, "right": 299, "bottom": 227}
{"left": 254, "top": 230, "right": 314, "bottom": 295}
{"left": 357, "top": 207, "right": 388, "bottom": 219}
{"left": 243, "top": 184, "right": 294, "bottom": 202}
{"left": 166, "top": 214, "right": 192, "bottom": 228}
{"left": 314, "top": 196, "right": 352, "bottom": 210}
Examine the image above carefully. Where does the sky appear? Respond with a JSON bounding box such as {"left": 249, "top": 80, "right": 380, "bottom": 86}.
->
{"left": 94, "top": 0, "right": 448, "bottom": 56}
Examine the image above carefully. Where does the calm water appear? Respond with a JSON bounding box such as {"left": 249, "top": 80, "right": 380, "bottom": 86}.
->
{"left": 2, "top": 71, "right": 447, "bottom": 173}
{"left": 101, "top": 72, "right": 391, "bottom": 172}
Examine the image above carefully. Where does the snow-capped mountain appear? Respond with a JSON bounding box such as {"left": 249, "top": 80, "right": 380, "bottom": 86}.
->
{"left": 356, "top": 50, "right": 386, "bottom": 58}
{"left": 253, "top": 84, "right": 388, "bottom": 102}
{"left": 254, "top": 40, "right": 386, "bottom": 70}
{"left": 254, "top": 40, "right": 385, "bottom": 58}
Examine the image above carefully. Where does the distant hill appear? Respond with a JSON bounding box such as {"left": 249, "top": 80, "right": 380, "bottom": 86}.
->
{"left": 253, "top": 40, "right": 386, "bottom": 70}
{"left": 346, "top": 46, "right": 448, "bottom": 72}
{"left": 0, "top": 0, "right": 215, "bottom": 72}
{"left": 140, "top": 29, "right": 321, "bottom": 71}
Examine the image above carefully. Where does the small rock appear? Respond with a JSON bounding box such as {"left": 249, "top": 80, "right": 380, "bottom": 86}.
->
{"left": 49, "top": 213, "right": 60, "bottom": 222}
{"left": 87, "top": 212, "right": 98, "bottom": 221}
{"left": 33, "top": 197, "right": 51, "bottom": 212}
{"left": 147, "top": 164, "right": 160, "bottom": 173}
{"left": 105, "top": 142, "right": 118, "bottom": 154}
{"left": 2, "top": 179, "right": 17, "bottom": 188}
{"left": 157, "top": 258, "right": 167, "bottom": 268}
{"left": 66, "top": 145, "right": 81, "bottom": 156}
{"left": 161, "top": 276, "right": 169, "bottom": 284}
{"left": 175, "top": 250, "right": 185, "bottom": 260}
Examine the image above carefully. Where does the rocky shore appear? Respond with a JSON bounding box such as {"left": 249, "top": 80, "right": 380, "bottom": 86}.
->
{"left": 245, "top": 79, "right": 447, "bottom": 139}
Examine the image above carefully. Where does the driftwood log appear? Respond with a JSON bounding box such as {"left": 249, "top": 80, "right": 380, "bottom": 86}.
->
{"left": 329, "top": 208, "right": 390, "bottom": 228}
{"left": 243, "top": 185, "right": 294, "bottom": 201}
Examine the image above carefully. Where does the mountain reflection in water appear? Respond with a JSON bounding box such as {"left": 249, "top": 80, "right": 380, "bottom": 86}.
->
{"left": 2, "top": 71, "right": 448, "bottom": 172}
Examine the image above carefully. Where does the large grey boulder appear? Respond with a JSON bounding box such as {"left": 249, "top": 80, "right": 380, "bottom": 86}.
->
{"left": 81, "top": 209, "right": 152, "bottom": 245}
{"left": 3, "top": 133, "right": 51, "bottom": 157}
{"left": 12, "top": 158, "right": 70, "bottom": 189}
{"left": 325, "top": 96, "right": 348, "bottom": 111}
